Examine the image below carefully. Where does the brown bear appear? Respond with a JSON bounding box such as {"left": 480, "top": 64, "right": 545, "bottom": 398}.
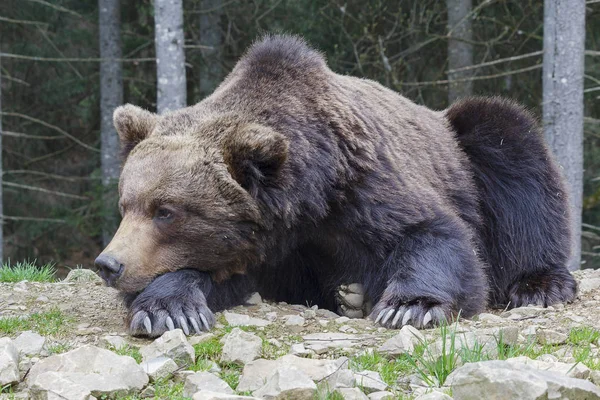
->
{"left": 95, "top": 35, "right": 577, "bottom": 337}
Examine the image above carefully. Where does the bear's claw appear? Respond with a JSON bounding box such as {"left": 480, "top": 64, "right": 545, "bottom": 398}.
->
{"left": 371, "top": 303, "right": 448, "bottom": 329}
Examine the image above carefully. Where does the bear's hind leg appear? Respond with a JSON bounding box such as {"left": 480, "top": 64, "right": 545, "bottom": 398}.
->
{"left": 369, "top": 215, "right": 488, "bottom": 329}
{"left": 505, "top": 267, "right": 577, "bottom": 308}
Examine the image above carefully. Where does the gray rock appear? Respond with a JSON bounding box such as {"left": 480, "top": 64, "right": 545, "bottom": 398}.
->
{"left": 475, "top": 313, "right": 505, "bottom": 323}
{"left": 0, "top": 338, "right": 19, "bottom": 386}
{"left": 100, "top": 335, "right": 128, "bottom": 350}
{"left": 322, "top": 369, "right": 356, "bottom": 390}
{"left": 354, "top": 370, "right": 388, "bottom": 394}
{"left": 30, "top": 371, "right": 94, "bottom": 400}
{"left": 447, "top": 359, "right": 600, "bottom": 400}
{"left": 579, "top": 278, "right": 600, "bottom": 294}
{"left": 414, "top": 392, "right": 453, "bottom": 400}
{"left": 221, "top": 328, "right": 262, "bottom": 365}
{"left": 536, "top": 329, "right": 568, "bottom": 345}
{"left": 246, "top": 293, "right": 263, "bottom": 305}
{"left": 506, "top": 356, "right": 590, "bottom": 379}
{"left": 193, "top": 392, "right": 261, "bottom": 400}
{"left": 13, "top": 331, "right": 46, "bottom": 356}
{"left": 290, "top": 343, "right": 311, "bottom": 357}
{"left": 303, "top": 333, "right": 373, "bottom": 353}
{"left": 335, "top": 388, "right": 369, "bottom": 400}
{"left": 302, "top": 310, "right": 317, "bottom": 320}
{"left": 378, "top": 325, "right": 424, "bottom": 356}
{"left": 64, "top": 268, "right": 102, "bottom": 283}
{"left": 140, "top": 329, "right": 194, "bottom": 367}
{"left": 285, "top": 315, "right": 305, "bottom": 327}
{"left": 27, "top": 345, "right": 148, "bottom": 398}
{"left": 183, "top": 371, "right": 234, "bottom": 397}
{"left": 238, "top": 355, "right": 348, "bottom": 392}
{"left": 224, "top": 312, "right": 271, "bottom": 327}
{"left": 367, "top": 391, "right": 395, "bottom": 400}
{"left": 253, "top": 366, "right": 317, "bottom": 400}
{"left": 140, "top": 357, "right": 178, "bottom": 381}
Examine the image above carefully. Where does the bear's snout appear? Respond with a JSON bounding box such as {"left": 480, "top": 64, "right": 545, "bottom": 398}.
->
{"left": 95, "top": 254, "right": 124, "bottom": 287}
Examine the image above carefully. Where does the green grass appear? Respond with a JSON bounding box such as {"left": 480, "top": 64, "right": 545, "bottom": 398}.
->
{"left": 0, "top": 308, "right": 67, "bottom": 336}
{"left": 191, "top": 336, "right": 223, "bottom": 367}
{"left": 47, "top": 342, "right": 71, "bottom": 355}
{"left": 0, "top": 260, "right": 55, "bottom": 283}
{"left": 120, "top": 380, "right": 190, "bottom": 400}
{"left": 568, "top": 327, "right": 600, "bottom": 346}
{"left": 109, "top": 344, "right": 143, "bottom": 364}
{"left": 350, "top": 351, "right": 414, "bottom": 386}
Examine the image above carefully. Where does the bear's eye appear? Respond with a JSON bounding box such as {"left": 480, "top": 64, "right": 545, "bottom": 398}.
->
{"left": 154, "top": 207, "right": 174, "bottom": 221}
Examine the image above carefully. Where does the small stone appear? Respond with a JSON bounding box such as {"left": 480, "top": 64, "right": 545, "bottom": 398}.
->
{"left": 189, "top": 333, "right": 216, "bottom": 346}
{"left": 536, "top": 329, "right": 568, "bottom": 345}
{"left": 140, "top": 357, "right": 178, "bottom": 381}
{"left": 335, "top": 316, "right": 351, "bottom": 324}
{"left": 476, "top": 313, "right": 505, "bottom": 323}
{"left": 579, "top": 278, "right": 600, "bottom": 294}
{"left": 324, "top": 369, "right": 356, "bottom": 389}
{"left": 140, "top": 329, "right": 195, "bottom": 367}
{"left": 140, "top": 385, "right": 156, "bottom": 398}
{"left": 224, "top": 312, "right": 272, "bottom": 327}
{"left": 221, "top": 328, "right": 262, "bottom": 365}
{"left": 414, "top": 392, "right": 453, "bottom": 400}
{"left": 367, "top": 391, "right": 395, "bottom": 400}
{"left": 285, "top": 315, "right": 305, "bottom": 326}
{"left": 354, "top": 371, "right": 388, "bottom": 393}
{"left": 246, "top": 293, "right": 263, "bottom": 305}
{"left": 339, "top": 325, "right": 358, "bottom": 334}
{"left": 265, "top": 312, "right": 278, "bottom": 322}
{"left": 336, "top": 387, "right": 369, "bottom": 400}
{"left": 290, "top": 343, "right": 311, "bottom": 357}
{"left": 315, "top": 309, "right": 340, "bottom": 319}
{"left": 378, "top": 325, "right": 424, "bottom": 356}
{"left": 253, "top": 366, "right": 317, "bottom": 400}
{"left": 100, "top": 335, "right": 128, "bottom": 350}
{"left": 193, "top": 392, "right": 261, "bottom": 400}
{"left": 35, "top": 295, "right": 49, "bottom": 303}
{"left": 64, "top": 269, "right": 103, "bottom": 283}
{"left": 13, "top": 331, "right": 46, "bottom": 356}
{"left": 183, "top": 371, "right": 234, "bottom": 397}
{"left": 0, "top": 338, "right": 19, "bottom": 386}
{"left": 507, "top": 356, "right": 590, "bottom": 379}
{"left": 302, "top": 310, "right": 317, "bottom": 319}
{"left": 267, "top": 339, "right": 282, "bottom": 348}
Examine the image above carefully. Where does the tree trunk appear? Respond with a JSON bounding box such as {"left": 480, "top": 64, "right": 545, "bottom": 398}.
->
{"left": 446, "top": 0, "right": 474, "bottom": 103}
{"left": 154, "top": 0, "right": 187, "bottom": 113}
{"left": 0, "top": 54, "right": 3, "bottom": 263}
{"left": 99, "top": 0, "right": 123, "bottom": 247}
{"left": 543, "top": 0, "right": 586, "bottom": 271}
{"left": 198, "top": 0, "right": 223, "bottom": 99}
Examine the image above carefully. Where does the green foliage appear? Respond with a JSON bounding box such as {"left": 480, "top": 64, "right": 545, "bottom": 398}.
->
{"left": 0, "top": 308, "right": 67, "bottom": 336}
{"left": 0, "top": 260, "right": 56, "bottom": 282}
{"left": 109, "top": 344, "right": 143, "bottom": 364}
{"left": 350, "top": 350, "right": 414, "bottom": 386}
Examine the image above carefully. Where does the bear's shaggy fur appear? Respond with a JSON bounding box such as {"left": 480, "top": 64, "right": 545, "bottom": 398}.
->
{"left": 95, "top": 35, "right": 576, "bottom": 337}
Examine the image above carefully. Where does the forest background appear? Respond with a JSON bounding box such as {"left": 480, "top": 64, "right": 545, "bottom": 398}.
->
{"left": 0, "top": 0, "right": 598, "bottom": 275}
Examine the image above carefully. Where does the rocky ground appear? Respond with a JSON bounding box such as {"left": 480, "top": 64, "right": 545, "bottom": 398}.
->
{"left": 2, "top": 268, "right": 600, "bottom": 399}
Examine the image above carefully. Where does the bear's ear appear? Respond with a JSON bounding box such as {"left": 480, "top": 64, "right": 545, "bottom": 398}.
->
{"left": 113, "top": 104, "right": 158, "bottom": 158}
{"left": 222, "top": 124, "right": 289, "bottom": 195}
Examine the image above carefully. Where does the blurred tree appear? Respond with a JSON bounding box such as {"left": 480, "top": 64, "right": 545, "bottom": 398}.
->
{"left": 197, "top": 0, "right": 224, "bottom": 100}
{"left": 154, "top": 0, "right": 187, "bottom": 113}
{"left": 543, "top": 0, "right": 586, "bottom": 270}
{"left": 98, "top": 0, "right": 123, "bottom": 246}
{"left": 446, "top": 0, "right": 474, "bottom": 102}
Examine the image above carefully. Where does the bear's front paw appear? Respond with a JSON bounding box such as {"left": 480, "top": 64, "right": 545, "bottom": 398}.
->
{"left": 369, "top": 296, "right": 451, "bottom": 329}
{"left": 127, "top": 286, "right": 215, "bottom": 338}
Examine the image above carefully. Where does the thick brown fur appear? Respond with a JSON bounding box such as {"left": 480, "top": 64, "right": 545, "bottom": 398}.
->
{"left": 96, "top": 35, "right": 576, "bottom": 337}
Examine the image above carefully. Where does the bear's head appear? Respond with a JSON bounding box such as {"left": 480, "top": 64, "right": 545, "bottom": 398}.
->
{"left": 94, "top": 104, "right": 289, "bottom": 293}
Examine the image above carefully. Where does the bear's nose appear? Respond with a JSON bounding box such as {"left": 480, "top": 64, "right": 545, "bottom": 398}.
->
{"left": 95, "top": 254, "right": 123, "bottom": 286}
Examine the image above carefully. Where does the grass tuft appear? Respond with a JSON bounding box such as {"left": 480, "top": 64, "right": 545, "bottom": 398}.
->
{"left": 109, "top": 344, "right": 143, "bottom": 364}
{"left": 0, "top": 308, "right": 67, "bottom": 336}
{"left": 0, "top": 260, "right": 56, "bottom": 283}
